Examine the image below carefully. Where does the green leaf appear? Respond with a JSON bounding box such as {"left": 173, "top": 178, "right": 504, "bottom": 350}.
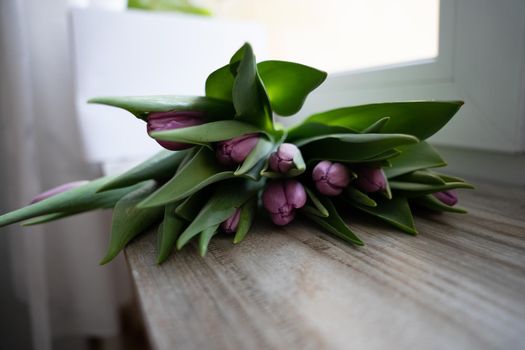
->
{"left": 304, "top": 187, "right": 329, "bottom": 217}
{"left": 432, "top": 172, "right": 471, "bottom": 184}
{"left": 257, "top": 60, "right": 327, "bottom": 116}
{"left": 384, "top": 142, "right": 446, "bottom": 178}
{"left": 177, "top": 179, "right": 263, "bottom": 249}
{"left": 412, "top": 194, "right": 468, "bottom": 214}
{"left": 205, "top": 64, "right": 234, "bottom": 102}
{"left": 98, "top": 150, "right": 188, "bottom": 192}
{"left": 394, "top": 170, "right": 446, "bottom": 185}
{"left": 231, "top": 43, "right": 273, "bottom": 131}
{"left": 21, "top": 210, "right": 89, "bottom": 226}
{"left": 138, "top": 147, "right": 235, "bottom": 208}
{"left": 0, "top": 177, "right": 142, "bottom": 228}
{"left": 350, "top": 196, "right": 417, "bottom": 235}
{"left": 88, "top": 95, "right": 234, "bottom": 121}
{"left": 128, "top": 0, "right": 211, "bottom": 15}
{"left": 100, "top": 181, "right": 163, "bottom": 265}
{"left": 304, "top": 197, "right": 363, "bottom": 245}
{"left": 299, "top": 133, "right": 418, "bottom": 163}
{"left": 233, "top": 197, "right": 257, "bottom": 244}
{"left": 286, "top": 122, "right": 354, "bottom": 142}
{"left": 345, "top": 187, "right": 377, "bottom": 207}
{"left": 295, "top": 101, "right": 463, "bottom": 140}
{"left": 156, "top": 203, "right": 186, "bottom": 264}
{"left": 174, "top": 187, "right": 212, "bottom": 221}
{"left": 389, "top": 180, "right": 474, "bottom": 197}
{"left": 234, "top": 137, "right": 274, "bottom": 175}
{"left": 151, "top": 120, "right": 262, "bottom": 146}
{"left": 199, "top": 224, "right": 220, "bottom": 257}
{"left": 361, "top": 117, "right": 390, "bottom": 133}
{"left": 362, "top": 149, "right": 402, "bottom": 163}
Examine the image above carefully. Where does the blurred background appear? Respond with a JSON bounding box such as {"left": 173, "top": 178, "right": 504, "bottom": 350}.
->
{"left": 0, "top": 0, "right": 524, "bottom": 349}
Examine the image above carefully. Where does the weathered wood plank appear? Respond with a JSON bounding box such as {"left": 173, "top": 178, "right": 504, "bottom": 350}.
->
{"left": 125, "top": 182, "right": 525, "bottom": 350}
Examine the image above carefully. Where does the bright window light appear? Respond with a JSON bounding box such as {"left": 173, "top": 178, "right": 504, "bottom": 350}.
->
{"left": 205, "top": 0, "right": 440, "bottom": 73}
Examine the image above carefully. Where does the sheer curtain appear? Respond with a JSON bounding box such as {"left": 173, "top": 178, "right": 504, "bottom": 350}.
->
{"left": 0, "top": 0, "right": 131, "bottom": 349}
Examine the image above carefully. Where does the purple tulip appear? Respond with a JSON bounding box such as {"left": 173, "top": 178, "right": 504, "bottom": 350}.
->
{"left": 216, "top": 133, "right": 259, "bottom": 165}
{"left": 147, "top": 111, "right": 204, "bottom": 150}
{"left": 269, "top": 143, "right": 300, "bottom": 173}
{"left": 433, "top": 190, "right": 458, "bottom": 206}
{"left": 355, "top": 167, "right": 387, "bottom": 193}
{"left": 221, "top": 208, "right": 241, "bottom": 233}
{"left": 312, "top": 161, "right": 351, "bottom": 196}
{"left": 262, "top": 180, "right": 307, "bottom": 226}
{"left": 30, "top": 181, "right": 89, "bottom": 204}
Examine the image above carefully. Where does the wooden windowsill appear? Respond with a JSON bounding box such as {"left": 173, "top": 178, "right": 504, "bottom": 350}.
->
{"left": 125, "top": 182, "right": 525, "bottom": 350}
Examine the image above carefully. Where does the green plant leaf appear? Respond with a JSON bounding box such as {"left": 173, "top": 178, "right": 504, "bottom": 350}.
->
{"left": 177, "top": 179, "right": 263, "bottom": 249}
{"left": 304, "top": 187, "right": 329, "bottom": 217}
{"left": 384, "top": 142, "right": 446, "bottom": 178}
{"left": 350, "top": 196, "right": 417, "bottom": 235}
{"left": 98, "top": 150, "right": 188, "bottom": 192}
{"left": 205, "top": 64, "right": 234, "bottom": 102}
{"left": 151, "top": 120, "right": 262, "bottom": 146}
{"left": 432, "top": 172, "right": 471, "bottom": 184}
{"left": 304, "top": 197, "right": 363, "bottom": 245}
{"left": 299, "top": 133, "right": 418, "bottom": 163}
{"left": 128, "top": 0, "right": 211, "bottom": 15}
{"left": 174, "top": 187, "right": 212, "bottom": 221}
{"left": 100, "top": 181, "right": 163, "bottom": 265}
{"left": 294, "top": 101, "right": 463, "bottom": 140}
{"left": 21, "top": 210, "right": 89, "bottom": 226}
{"left": 286, "top": 122, "right": 354, "bottom": 142}
{"left": 88, "top": 95, "right": 234, "bottom": 121}
{"left": 138, "top": 147, "right": 235, "bottom": 208}
{"left": 231, "top": 43, "right": 273, "bottom": 131}
{"left": 199, "top": 224, "right": 220, "bottom": 257}
{"left": 361, "top": 117, "right": 390, "bottom": 133}
{"left": 344, "top": 187, "right": 377, "bottom": 207}
{"left": 156, "top": 203, "right": 186, "bottom": 264}
{"left": 234, "top": 137, "right": 274, "bottom": 175}
{"left": 257, "top": 60, "right": 327, "bottom": 116}
{"left": 233, "top": 197, "right": 257, "bottom": 244}
{"left": 412, "top": 194, "right": 468, "bottom": 214}
{"left": 389, "top": 180, "right": 474, "bottom": 197}
{"left": 394, "top": 170, "right": 446, "bottom": 185}
{"left": 0, "top": 177, "right": 143, "bottom": 228}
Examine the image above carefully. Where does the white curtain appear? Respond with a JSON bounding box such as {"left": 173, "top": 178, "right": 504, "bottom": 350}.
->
{"left": 0, "top": 0, "right": 132, "bottom": 349}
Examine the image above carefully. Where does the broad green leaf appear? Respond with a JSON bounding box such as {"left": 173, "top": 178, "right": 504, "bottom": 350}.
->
{"left": 304, "top": 197, "right": 363, "bottom": 245}
{"left": 394, "top": 170, "right": 446, "bottom": 185}
{"left": 231, "top": 43, "right": 273, "bottom": 131}
{"left": 350, "top": 196, "right": 417, "bottom": 235}
{"left": 205, "top": 64, "right": 234, "bottom": 102}
{"left": 257, "top": 60, "right": 327, "bottom": 116}
{"left": 127, "top": 0, "right": 211, "bottom": 15}
{"left": 199, "top": 224, "right": 220, "bottom": 257}
{"left": 138, "top": 147, "right": 235, "bottom": 208}
{"left": 286, "top": 122, "right": 354, "bottom": 142}
{"left": 156, "top": 203, "right": 186, "bottom": 264}
{"left": 304, "top": 187, "right": 329, "bottom": 217}
{"left": 412, "top": 194, "right": 468, "bottom": 214}
{"left": 299, "top": 133, "right": 418, "bottom": 163}
{"left": 98, "top": 150, "right": 188, "bottom": 192}
{"left": 389, "top": 180, "right": 474, "bottom": 197}
{"left": 175, "top": 187, "right": 212, "bottom": 221}
{"left": 362, "top": 149, "right": 402, "bottom": 163}
{"left": 345, "top": 187, "right": 377, "bottom": 207}
{"left": 361, "top": 117, "right": 390, "bottom": 133}
{"left": 177, "top": 179, "right": 263, "bottom": 249}
{"left": 296, "top": 101, "right": 463, "bottom": 140}
{"left": 88, "top": 95, "right": 234, "bottom": 121}
{"left": 235, "top": 137, "right": 273, "bottom": 175}
{"left": 0, "top": 177, "right": 142, "bottom": 228}
{"left": 233, "top": 197, "right": 257, "bottom": 244}
{"left": 151, "top": 120, "right": 262, "bottom": 146}
{"left": 100, "top": 181, "right": 163, "bottom": 264}
{"left": 384, "top": 142, "right": 446, "bottom": 178}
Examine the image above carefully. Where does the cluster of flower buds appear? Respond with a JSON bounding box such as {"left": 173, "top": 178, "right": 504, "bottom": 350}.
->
{"left": 147, "top": 111, "right": 204, "bottom": 150}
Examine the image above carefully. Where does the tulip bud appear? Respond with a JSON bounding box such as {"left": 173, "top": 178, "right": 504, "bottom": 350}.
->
{"left": 221, "top": 208, "right": 241, "bottom": 233}
{"left": 30, "top": 181, "right": 89, "bottom": 204}
{"left": 268, "top": 143, "right": 300, "bottom": 174}
{"left": 355, "top": 167, "right": 387, "bottom": 193}
{"left": 312, "top": 161, "right": 351, "bottom": 196}
{"left": 216, "top": 133, "right": 259, "bottom": 165}
{"left": 262, "top": 180, "right": 307, "bottom": 225}
{"left": 147, "top": 111, "right": 204, "bottom": 150}
{"left": 432, "top": 190, "right": 458, "bottom": 206}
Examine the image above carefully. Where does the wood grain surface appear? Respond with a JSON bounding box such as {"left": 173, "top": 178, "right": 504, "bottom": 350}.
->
{"left": 125, "top": 182, "right": 525, "bottom": 350}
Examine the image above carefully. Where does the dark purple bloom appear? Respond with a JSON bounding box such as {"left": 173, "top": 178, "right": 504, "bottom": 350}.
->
{"left": 355, "top": 167, "right": 387, "bottom": 193}
{"left": 147, "top": 111, "right": 204, "bottom": 150}
{"left": 433, "top": 190, "right": 458, "bottom": 206}
{"left": 30, "top": 181, "right": 89, "bottom": 204}
{"left": 312, "top": 161, "right": 351, "bottom": 196}
{"left": 268, "top": 143, "right": 300, "bottom": 174}
{"left": 262, "top": 180, "right": 307, "bottom": 226}
{"left": 221, "top": 208, "right": 241, "bottom": 233}
{"left": 216, "top": 133, "right": 259, "bottom": 165}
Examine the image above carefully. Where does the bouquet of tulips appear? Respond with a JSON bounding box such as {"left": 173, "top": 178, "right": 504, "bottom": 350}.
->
{"left": 0, "top": 43, "right": 473, "bottom": 264}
